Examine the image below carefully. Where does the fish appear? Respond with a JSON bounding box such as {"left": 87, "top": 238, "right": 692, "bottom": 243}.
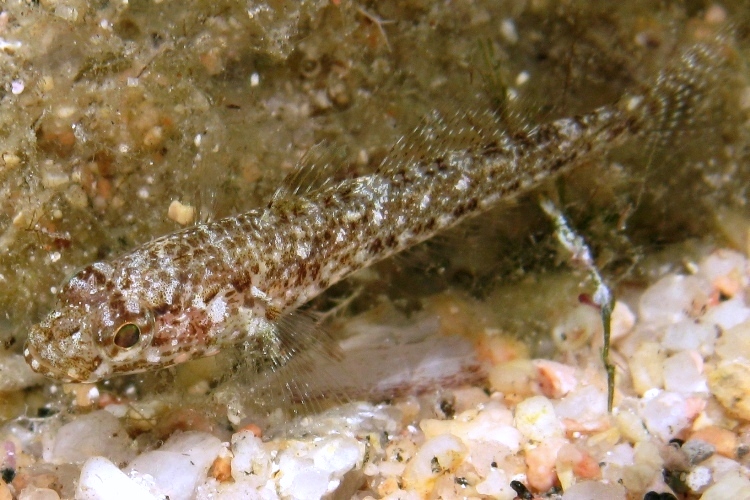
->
{"left": 24, "top": 40, "right": 725, "bottom": 383}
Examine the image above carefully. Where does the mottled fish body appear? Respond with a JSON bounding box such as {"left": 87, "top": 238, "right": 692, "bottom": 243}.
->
{"left": 25, "top": 41, "right": 723, "bottom": 382}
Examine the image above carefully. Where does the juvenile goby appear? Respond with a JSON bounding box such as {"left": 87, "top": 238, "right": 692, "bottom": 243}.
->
{"left": 25, "top": 41, "right": 724, "bottom": 382}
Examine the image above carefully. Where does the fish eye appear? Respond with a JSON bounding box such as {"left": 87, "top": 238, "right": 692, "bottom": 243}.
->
{"left": 114, "top": 323, "right": 141, "bottom": 349}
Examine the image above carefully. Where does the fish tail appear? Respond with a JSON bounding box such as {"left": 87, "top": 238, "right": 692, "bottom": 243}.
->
{"left": 626, "top": 33, "right": 736, "bottom": 136}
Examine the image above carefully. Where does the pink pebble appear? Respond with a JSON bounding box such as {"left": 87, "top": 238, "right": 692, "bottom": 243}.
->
{"left": 534, "top": 360, "right": 578, "bottom": 399}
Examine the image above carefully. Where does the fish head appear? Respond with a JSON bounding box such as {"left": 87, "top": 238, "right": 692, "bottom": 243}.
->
{"left": 24, "top": 261, "right": 162, "bottom": 382}
{"left": 24, "top": 258, "right": 269, "bottom": 382}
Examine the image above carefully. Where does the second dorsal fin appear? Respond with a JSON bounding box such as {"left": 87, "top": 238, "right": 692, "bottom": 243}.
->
{"left": 375, "top": 104, "right": 525, "bottom": 178}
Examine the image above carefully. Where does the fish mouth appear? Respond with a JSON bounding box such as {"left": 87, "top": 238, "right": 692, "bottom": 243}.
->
{"left": 23, "top": 333, "right": 103, "bottom": 383}
{"left": 23, "top": 339, "right": 74, "bottom": 382}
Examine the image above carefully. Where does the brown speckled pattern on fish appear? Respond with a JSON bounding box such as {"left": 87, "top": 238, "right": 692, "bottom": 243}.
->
{"left": 24, "top": 42, "right": 724, "bottom": 382}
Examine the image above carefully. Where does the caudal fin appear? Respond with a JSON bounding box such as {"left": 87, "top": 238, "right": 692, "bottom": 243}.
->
{"left": 625, "top": 33, "right": 736, "bottom": 137}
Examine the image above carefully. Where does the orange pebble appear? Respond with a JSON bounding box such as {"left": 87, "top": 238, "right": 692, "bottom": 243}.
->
{"left": 154, "top": 408, "right": 217, "bottom": 439}
{"left": 562, "top": 417, "right": 611, "bottom": 436}
{"left": 534, "top": 360, "right": 577, "bottom": 399}
{"left": 685, "top": 397, "right": 707, "bottom": 421}
{"left": 714, "top": 274, "right": 742, "bottom": 298}
{"left": 557, "top": 443, "right": 602, "bottom": 481}
{"left": 96, "top": 177, "right": 112, "bottom": 201}
{"left": 573, "top": 451, "right": 602, "bottom": 479}
{"left": 209, "top": 455, "right": 232, "bottom": 482}
{"left": 690, "top": 426, "right": 738, "bottom": 459}
{"left": 239, "top": 422, "right": 263, "bottom": 438}
{"left": 525, "top": 439, "right": 564, "bottom": 492}
{"left": 476, "top": 335, "right": 529, "bottom": 365}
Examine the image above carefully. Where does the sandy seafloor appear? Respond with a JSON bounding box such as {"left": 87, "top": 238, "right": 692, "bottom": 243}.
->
{"left": 2, "top": 0, "right": 750, "bottom": 499}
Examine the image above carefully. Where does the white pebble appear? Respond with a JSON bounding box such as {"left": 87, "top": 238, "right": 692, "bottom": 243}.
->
{"left": 628, "top": 341, "right": 665, "bottom": 396}
{"left": 515, "top": 396, "right": 564, "bottom": 444}
{"left": 610, "top": 301, "right": 636, "bottom": 341}
{"left": 126, "top": 431, "right": 224, "bottom": 500}
{"left": 515, "top": 71, "right": 529, "bottom": 86}
{"left": 421, "top": 402, "right": 521, "bottom": 452}
{"left": 554, "top": 385, "right": 607, "bottom": 424}
{"left": 639, "top": 391, "right": 692, "bottom": 441}
{"left": 18, "top": 486, "right": 59, "bottom": 500}
{"left": 277, "top": 453, "right": 329, "bottom": 500}
{"left": 704, "top": 4, "right": 728, "bottom": 24}
{"left": 663, "top": 350, "right": 708, "bottom": 394}
{"left": 488, "top": 359, "right": 536, "bottom": 396}
{"left": 605, "top": 442, "right": 636, "bottom": 467}
{"left": 702, "top": 297, "right": 750, "bottom": 330}
{"left": 197, "top": 480, "right": 278, "bottom": 499}
{"left": 475, "top": 468, "right": 515, "bottom": 500}
{"left": 41, "top": 169, "right": 70, "bottom": 189}
{"left": 714, "top": 319, "right": 750, "bottom": 361}
{"left": 600, "top": 443, "right": 636, "bottom": 486}
{"left": 615, "top": 407, "right": 649, "bottom": 444}
{"left": 11, "top": 79, "right": 24, "bottom": 94}
{"left": 315, "top": 436, "right": 362, "bottom": 477}
{"left": 638, "top": 275, "right": 710, "bottom": 326}
{"left": 77, "top": 457, "right": 159, "bottom": 500}
{"left": 622, "top": 440, "right": 663, "bottom": 491}
{"left": 698, "top": 249, "right": 747, "bottom": 293}
{"left": 633, "top": 441, "right": 664, "bottom": 473}
{"left": 231, "top": 431, "right": 271, "bottom": 483}
{"left": 699, "top": 471, "right": 750, "bottom": 500}
{"left": 552, "top": 304, "right": 601, "bottom": 351}
{"left": 56, "top": 105, "right": 77, "bottom": 119}
{"left": 54, "top": 5, "right": 78, "bottom": 21}
{"left": 701, "top": 454, "right": 742, "bottom": 482}
{"left": 0, "top": 353, "right": 45, "bottom": 391}
{"left": 403, "top": 434, "right": 466, "bottom": 490}
{"left": 500, "top": 19, "right": 518, "bottom": 44}
{"left": 464, "top": 441, "right": 517, "bottom": 478}
{"left": 686, "top": 465, "right": 712, "bottom": 493}
{"left": 561, "top": 480, "right": 627, "bottom": 500}
{"left": 47, "top": 410, "right": 134, "bottom": 465}
{"left": 662, "top": 320, "right": 716, "bottom": 356}
{"left": 276, "top": 437, "right": 362, "bottom": 499}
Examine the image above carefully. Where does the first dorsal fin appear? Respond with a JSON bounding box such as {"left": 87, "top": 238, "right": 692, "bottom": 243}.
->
{"left": 270, "top": 142, "right": 350, "bottom": 207}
